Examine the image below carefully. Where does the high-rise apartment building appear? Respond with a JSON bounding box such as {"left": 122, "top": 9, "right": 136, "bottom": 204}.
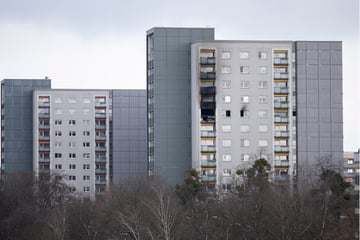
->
{"left": 1, "top": 79, "right": 146, "bottom": 197}
{"left": 146, "top": 27, "right": 215, "bottom": 185}
{"left": 147, "top": 27, "right": 343, "bottom": 187}
{"left": 1, "top": 79, "right": 51, "bottom": 176}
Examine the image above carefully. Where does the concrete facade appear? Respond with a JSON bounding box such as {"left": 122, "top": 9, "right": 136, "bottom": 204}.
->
{"left": 1, "top": 79, "right": 51, "bottom": 176}
{"left": 146, "top": 27, "right": 215, "bottom": 185}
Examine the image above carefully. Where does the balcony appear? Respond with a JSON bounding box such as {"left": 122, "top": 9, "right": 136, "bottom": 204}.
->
{"left": 200, "top": 102, "right": 216, "bottom": 109}
{"left": 95, "top": 180, "right": 107, "bottom": 185}
{"left": 274, "top": 161, "right": 290, "bottom": 167}
{"left": 200, "top": 131, "right": 216, "bottom": 138}
{"left": 38, "top": 102, "right": 50, "bottom": 107}
{"left": 200, "top": 87, "right": 216, "bottom": 95}
{"left": 95, "top": 135, "right": 107, "bottom": 141}
{"left": 39, "top": 124, "right": 50, "bottom": 129}
{"left": 39, "top": 146, "right": 50, "bottom": 151}
{"left": 274, "top": 117, "right": 289, "bottom": 123}
{"left": 39, "top": 157, "right": 50, "bottom": 163}
{"left": 95, "top": 146, "right": 107, "bottom": 152}
{"left": 95, "top": 168, "right": 106, "bottom": 174}
{"left": 200, "top": 72, "right": 216, "bottom": 80}
{"left": 39, "top": 135, "right": 50, "bottom": 140}
{"left": 274, "top": 73, "right": 289, "bottom": 80}
{"left": 274, "top": 146, "right": 290, "bottom": 152}
{"left": 38, "top": 113, "right": 50, "bottom": 118}
{"left": 95, "top": 102, "right": 107, "bottom": 107}
{"left": 95, "top": 157, "right": 107, "bottom": 163}
{"left": 95, "top": 124, "right": 106, "bottom": 130}
{"left": 200, "top": 57, "right": 216, "bottom": 65}
{"left": 201, "top": 145, "right": 216, "bottom": 152}
{"left": 201, "top": 160, "right": 216, "bottom": 168}
{"left": 274, "top": 87, "right": 289, "bottom": 94}
{"left": 95, "top": 113, "right": 106, "bottom": 118}
{"left": 274, "top": 131, "right": 289, "bottom": 137}
{"left": 274, "top": 102, "right": 289, "bottom": 109}
{"left": 274, "top": 58, "right": 288, "bottom": 65}
{"left": 202, "top": 175, "right": 216, "bottom": 182}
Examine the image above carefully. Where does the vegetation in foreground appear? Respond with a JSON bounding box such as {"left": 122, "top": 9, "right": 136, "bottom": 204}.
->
{"left": 0, "top": 160, "right": 358, "bottom": 240}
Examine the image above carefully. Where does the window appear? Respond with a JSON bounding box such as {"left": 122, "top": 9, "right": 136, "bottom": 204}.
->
{"left": 55, "top": 131, "right": 62, "bottom": 136}
{"left": 68, "top": 109, "right": 76, "bottom": 115}
{"left": 55, "top": 109, "right": 62, "bottom": 114}
{"left": 239, "top": 51, "right": 249, "bottom": 59}
{"left": 69, "top": 176, "right": 76, "bottom": 181}
{"left": 240, "top": 139, "right": 250, "bottom": 147}
{"left": 83, "top": 131, "right": 90, "bottom": 136}
{"left": 55, "top": 164, "right": 62, "bottom": 170}
{"left": 55, "top": 97, "right": 62, "bottom": 103}
{"left": 259, "top": 51, "right": 267, "bottom": 59}
{"left": 240, "top": 125, "right": 250, "bottom": 133}
{"left": 69, "top": 153, "right": 76, "bottom": 158}
{"left": 258, "top": 81, "right": 268, "bottom": 88}
{"left": 69, "top": 131, "right": 76, "bottom": 136}
{"left": 83, "top": 120, "right": 90, "bottom": 125}
{"left": 224, "top": 110, "right": 231, "bottom": 117}
{"left": 221, "top": 51, "right": 231, "bottom": 59}
{"left": 259, "top": 140, "right": 268, "bottom": 147}
{"left": 55, "top": 153, "right": 62, "bottom": 158}
{"left": 221, "top": 81, "right": 231, "bottom": 89}
{"left": 69, "top": 164, "right": 76, "bottom": 169}
{"left": 54, "top": 142, "right": 62, "bottom": 147}
{"left": 222, "top": 140, "right": 232, "bottom": 147}
{"left": 83, "top": 186, "right": 90, "bottom": 192}
{"left": 241, "top": 154, "right": 250, "bottom": 161}
{"left": 222, "top": 95, "right": 231, "bottom": 103}
{"left": 69, "top": 142, "right": 76, "bottom": 147}
{"left": 240, "top": 110, "right": 249, "bottom": 118}
{"left": 223, "top": 169, "right": 232, "bottom": 176}
{"left": 83, "top": 142, "right": 90, "bottom": 147}
{"left": 55, "top": 119, "right": 62, "bottom": 125}
{"left": 69, "top": 120, "right": 76, "bottom": 125}
{"left": 83, "top": 153, "right": 91, "bottom": 159}
{"left": 83, "top": 164, "right": 90, "bottom": 170}
{"left": 83, "top": 97, "right": 90, "bottom": 103}
{"left": 83, "top": 108, "right": 90, "bottom": 114}
{"left": 258, "top": 125, "right": 268, "bottom": 132}
{"left": 222, "top": 125, "right": 232, "bottom": 132}
{"left": 83, "top": 175, "right": 90, "bottom": 181}
{"left": 258, "top": 110, "right": 267, "bottom": 118}
{"left": 221, "top": 66, "right": 231, "bottom": 74}
{"left": 258, "top": 96, "right": 267, "bottom": 103}
{"left": 68, "top": 97, "right": 76, "bottom": 103}
{"left": 239, "top": 81, "right": 249, "bottom": 89}
{"left": 240, "top": 66, "right": 249, "bottom": 74}
{"left": 259, "top": 66, "right": 267, "bottom": 74}
{"left": 240, "top": 96, "right": 249, "bottom": 103}
{"left": 222, "top": 154, "right": 232, "bottom": 162}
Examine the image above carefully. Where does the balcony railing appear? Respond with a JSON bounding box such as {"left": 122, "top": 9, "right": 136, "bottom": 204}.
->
{"left": 200, "top": 87, "right": 216, "bottom": 95}
{"left": 95, "top": 157, "right": 107, "bottom": 162}
{"left": 95, "top": 113, "right": 106, "bottom": 118}
{"left": 274, "top": 146, "right": 290, "bottom": 152}
{"left": 274, "top": 161, "right": 290, "bottom": 167}
{"left": 200, "top": 57, "right": 216, "bottom": 65}
{"left": 95, "top": 147, "right": 107, "bottom": 152}
{"left": 274, "top": 58, "right": 288, "bottom": 65}
{"left": 274, "top": 102, "right": 289, "bottom": 109}
{"left": 274, "top": 87, "right": 289, "bottom": 94}
{"left": 39, "top": 157, "right": 50, "bottom": 162}
{"left": 274, "top": 131, "right": 289, "bottom": 137}
{"left": 274, "top": 117, "right": 289, "bottom": 123}
{"left": 275, "top": 174, "right": 290, "bottom": 182}
{"left": 95, "top": 124, "right": 106, "bottom": 130}
{"left": 95, "top": 135, "right": 107, "bottom": 141}
{"left": 39, "top": 135, "right": 50, "bottom": 140}
{"left": 202, "top": 175, "right": 216, "bottom": 182}
{"left": 38, "top": 168, "right": 50, "bottom": 173}
{"left": 95, "top": 169, "right": 106, "bottom": 174}
{"left": 38, "top": 102, "right": 50, "bottom": 107}
{"left": 200, "top": 102, "right": 216, "bottom": 109}
{"left": 201, "top": 145, "right": 216, "bottom": 152}
{"left": 39, "top": 124, "right": 50, "bottom": 129}
{"left": 95, "top": 102, "right": 107, "bottom": 107}
{"left": 95, "top": 180, "right": 107, "bottom": 185}
{"left": 200, "top": 72, "right": 216, "bottom": 80}
{"left": 39, "top": 146, "right": 50, "bottom": 151}
{"left": 200, "top": 131, "right": 216, "bottom": 138}
{"left": 274, "top": 73, "right": 289, "bottom": 79}
{"left": 38, "top": 113, "right": 50, "bottom": 118}
{"left": 201, "top": 160, "right": 216, "bottom": 168}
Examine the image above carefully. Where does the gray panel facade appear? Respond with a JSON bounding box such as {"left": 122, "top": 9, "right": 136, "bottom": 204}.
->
{"left": 1, "top": 79, "right": 51, "bottom": 175}
{"left": 112, "top": 90, "right": 147, "bottom": 183}
{"left": 147, "top": 27, "right": 215, "bottom": 185}
{"left": 296, "top": 41, "right": 343, "bottom": 181}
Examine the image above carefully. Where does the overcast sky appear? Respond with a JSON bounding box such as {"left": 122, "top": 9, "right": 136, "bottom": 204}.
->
{"left": 0, "top": 0, "right": 358, "bottom": 150}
